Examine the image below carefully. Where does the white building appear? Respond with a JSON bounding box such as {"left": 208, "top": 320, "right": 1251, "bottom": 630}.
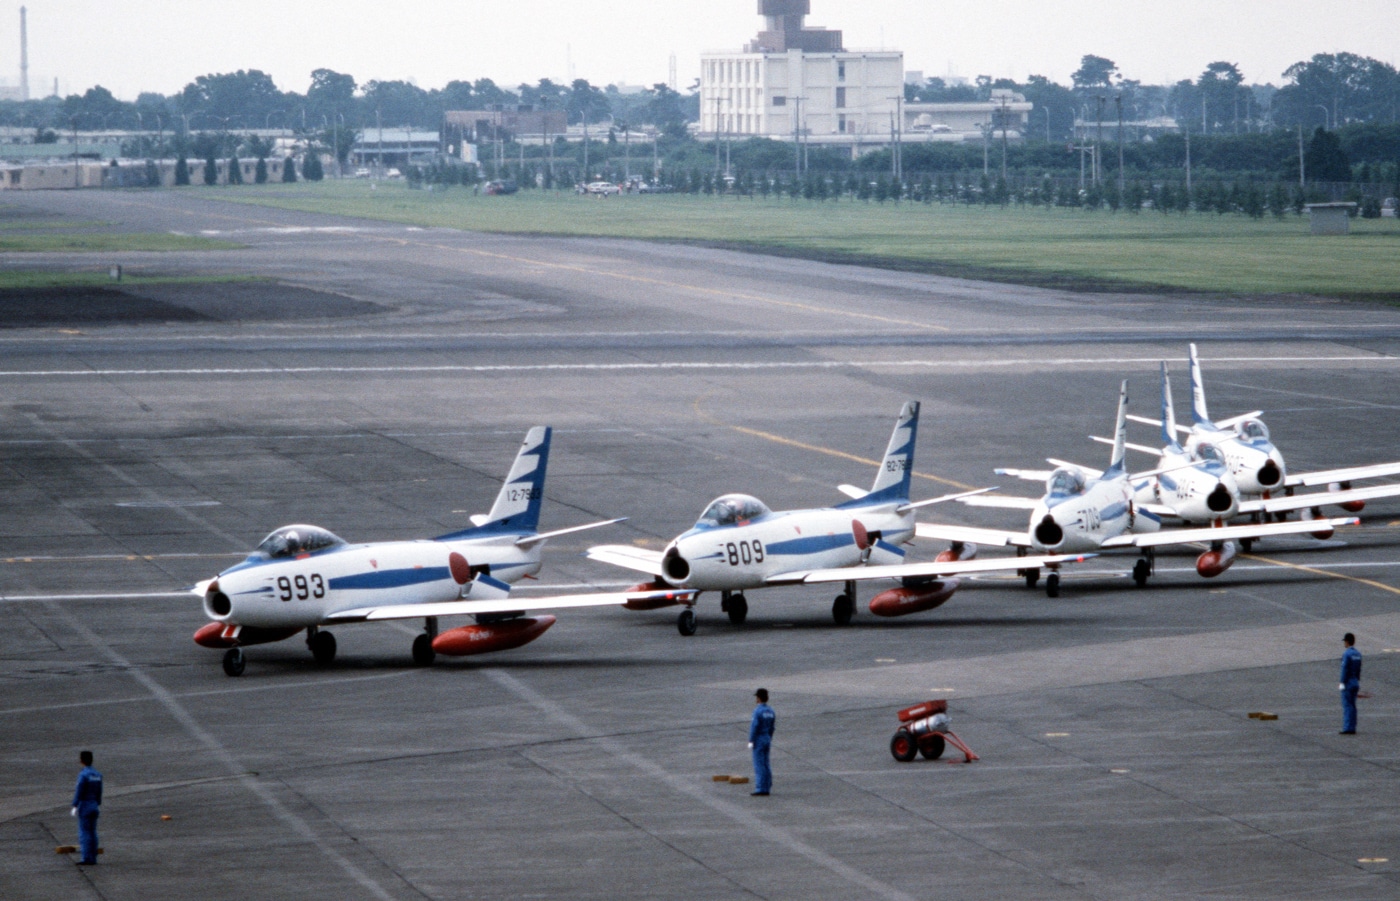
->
{"left": 700, "top": 1, "right": 902, "bottom": 145}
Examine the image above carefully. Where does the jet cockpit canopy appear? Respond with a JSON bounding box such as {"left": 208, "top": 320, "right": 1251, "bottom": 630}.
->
{"left": 1046, "top": 467, "right": 1086, "bottom": 498}
{"left": 696, "top": 494, "right": 771, "bottom": 528}
{"left": 255, "top": 525, "right": 346, "bottom": 559}
{"left": 1197, "top": 443, "right": 1226, "bottom": 467}
{"left": 1236, "top": 419, "right": 1270, "bottom": 443}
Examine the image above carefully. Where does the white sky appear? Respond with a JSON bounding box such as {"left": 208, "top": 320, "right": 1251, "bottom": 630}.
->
{"left": 0, "top": 1, "right": 1394, "bottom": 100}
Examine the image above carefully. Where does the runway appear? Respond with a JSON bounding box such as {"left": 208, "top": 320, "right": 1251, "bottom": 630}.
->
{"left": 1, "top": 188, "right": 1397, "bottom": 900}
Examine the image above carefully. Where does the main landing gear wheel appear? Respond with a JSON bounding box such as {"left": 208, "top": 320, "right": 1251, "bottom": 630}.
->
{"left": 1241, "top": 538, "right": 1254, "bottom": 553}
{"left": 412, "top": 633, "right": 436, "bottom": 666}
{"left": 727, "top": 593, "right": 748, "bottom": 626}
{"left": 919, "top": 735, "right": 946, "bottom": 760}
{"left": 832, "top": 594, "right": 855, "bottom": 626}
{"left": 1023, "top": 567, "right": 1040, "bottom": 589}
{"left": 1132, "top": 558, "right": 1151, "bottom": 588}
{"left": 890, "top": 730, "right": 918, "bottom": 762}
{"left": 677, "top": 608, "right": 697, "bottom": 636}
{"left": 222, "top": 648, "right": 245, "bottom": 677}
{"left": 1045, "top": 573, "right": 1060, "bottom": 598}
{"left": 309, "top": 630, "right": 337, "bottom": 665}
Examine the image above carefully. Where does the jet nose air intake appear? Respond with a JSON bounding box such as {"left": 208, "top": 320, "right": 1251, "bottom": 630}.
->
{"left": 1257, "top": 459, "right": 1282, "bottom": 487}
{"left": 1034, "top": 514, "right": 1064, "bottom": 548}
{"left": 1207, "top": 482, "right": 1234, "bottom": 513}
{"left": 662, "top": 546, "right": 691, "bottom": 584}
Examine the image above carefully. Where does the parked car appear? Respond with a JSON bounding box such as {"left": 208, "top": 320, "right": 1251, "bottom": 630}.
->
{"left": 585, "top": 181, "right": 621, "bottom": 195}
{"left": 637, "top": 183, "right": 674, "bottom": 194}
{"left": 353, "top": 167, "right": 371, "bottom": 178}
{"left": 484, "top": 179, "right": 518, "bottom": 195}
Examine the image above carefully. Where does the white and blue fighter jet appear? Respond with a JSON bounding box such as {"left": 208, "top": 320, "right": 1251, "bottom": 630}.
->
{"left": 924, "top": 381, "right": 1359, "bottom": 591}
{"left": 193, "top": 427, "right": 690, "bottom": 676}
{"left": 586, "top": 402, "right": 1090, "bottom": 634}
{"left": 1125, "top": 343, "right": 1400, "bottom": 531}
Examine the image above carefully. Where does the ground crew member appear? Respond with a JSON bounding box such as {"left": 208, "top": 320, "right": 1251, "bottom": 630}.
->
{"left": 71, "top": 750, "right": 103, "bottom": 865}
{"left": 748, "top": 688, "right": 775, "bottom": 796}
{"left": 1340, "top": 632, "right": 1362, "bottom": 734}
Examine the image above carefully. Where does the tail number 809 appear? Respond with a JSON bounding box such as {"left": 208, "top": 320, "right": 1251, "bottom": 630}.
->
{"left": 725, "top": 540, "right": 764, "bottom": 566}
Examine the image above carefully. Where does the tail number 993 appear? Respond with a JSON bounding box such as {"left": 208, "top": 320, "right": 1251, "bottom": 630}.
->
{"left": 725, "top": 540, "right": 764, "bottom": 566}
{"left": 277, "top": 574, "right": 325, "bottom": 601}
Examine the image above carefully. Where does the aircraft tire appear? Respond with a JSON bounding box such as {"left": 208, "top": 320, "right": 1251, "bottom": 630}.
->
{"left": 1241, "top": 538, "right": 1254, "bottom": 553}
{"left": 677, "top": 608, "right": 697, "bottom": 636}
{"left": 1132, "top": 559, "right": 1150, "bottom": 588}
{"left": 919, "top": 735, "right": 946, "bottom": 760}
{"left": 727, "top": 594, "right": 748, "bottom": 626}
{"left": 310, "top": 630, "right": 337, "bottom": 665}
{"left": 412, "top": 633, "right": 436, "bottom": 667}
{"left": 889, "top": 730, "right": 918, "bottom": 762}
{"left": 832, "top": 594, "right": 854, "bottom": 626}
{"left": 1023, "top": 568, "right": 1040, "bottom": 589}
{"left": 1046, "top": 573, "right": 1060, "bottom": 598}
{"left": 222, "top": 648, "right": 245, "bottom": 677}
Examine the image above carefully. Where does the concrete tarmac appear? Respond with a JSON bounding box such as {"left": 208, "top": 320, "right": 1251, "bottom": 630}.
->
{"left": 1, "top": 188, "right": 1398, "bottom": 900}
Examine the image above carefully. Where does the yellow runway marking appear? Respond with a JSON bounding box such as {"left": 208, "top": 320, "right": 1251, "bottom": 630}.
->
{"left": 1239, "top": 552, "right": 1400, "bottom": 597}
{"left": 691, "top": 397, "right": 974, "bottom": 490}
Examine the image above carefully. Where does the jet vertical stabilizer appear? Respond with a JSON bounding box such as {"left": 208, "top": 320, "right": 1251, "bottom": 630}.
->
{"left": 1160, "top": 363, "right": 1183, "bottom": 452}
{"left": 1188, "top": 343, "right": 1212, "bottom": 427}
{"left": 481, "top": 425, "right": 551, "bottom": 532}
{"left": 861, "top": 401, "right": 919, "bottom": 504}
{"left": 1104, "top": 381, "right": 1130, "bottom": 478}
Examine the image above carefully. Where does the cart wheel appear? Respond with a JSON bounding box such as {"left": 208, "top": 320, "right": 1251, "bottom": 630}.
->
{"left": 890, "top": 729, "right": 918, "bottom": 762}
{"left": 918, "top": 735, "right": 946, "bottom": 760}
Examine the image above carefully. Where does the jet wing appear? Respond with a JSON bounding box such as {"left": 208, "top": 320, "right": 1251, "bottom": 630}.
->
{"left": 915, "top": 522, "right": 1035, "bottom": 548}
{"left": 994, "top": 467, "right": 1053, "bottom": 481}
{"left": 584, "top": 544, "right": 668, "bottom": 577}
{"left": 326, "top": 588, "right": 696, "bottom": 622}
{"left": 1239, "top": 483, "right": 1400, "bottom": 515}
{"left": 775, "top": 553, "right": 1096, "bottom": 585}
{"left": 1127, "top": 413, "right": 1188, "bottom": 435}
{"left": 1100, "top": 517, "right": 1358, "bottom": 549}
{"left": 897, "top": 487, "right": 998, "bottom": 513}
{"left": 515, "top": 517, "right": 626, "bottom": 548}
{"left": 1285, "top": 462, "right": 1400, "bottom": 488}
{"left": 957, "top": 494, "right": 1039, "bottom": 510}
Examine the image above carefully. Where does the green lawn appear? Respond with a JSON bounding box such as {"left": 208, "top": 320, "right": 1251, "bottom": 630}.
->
{"left": 0, "top": 271, "right": 263, "bottom": 291}
{"left": 224, "top": 181, "right": 1399, "bottom": 297}
{"left": 0, "top": 233, "right": 237, "bottom": 253}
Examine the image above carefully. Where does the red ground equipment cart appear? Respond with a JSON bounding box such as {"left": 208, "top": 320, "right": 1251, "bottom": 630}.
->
{"left": 889, "top": 699, "right": 979, "bottom": 763}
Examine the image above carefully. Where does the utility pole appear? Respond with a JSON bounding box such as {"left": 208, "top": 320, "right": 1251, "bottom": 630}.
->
{"left": 582, "top": 111, "right": 589, "bottom": 181}
{"left": 1116, "top": 93, "right": 1124, "bottom": 203}
{"left": 1298, "top": 122, "right": 1305, "bottom": 186}
{"left": 376, "top": 108, "right": 383, "bottom": 173}
{"left": 981, "top": 123, "right": 989, "bottom": 176}
{"left": 1095, "top": 95, "right": 1105, "bottom": 186}
{"left": 999, "top": 95, "right": 1009, "bottom": 183}
{"left": 886, "top": 94, "right": 903, "bottom": 180}
{"left": 714, "top": 95, "right": 722, "bottom": 175}
{"left": 792, "top": 97, "right": 804, "bottom": 177}
{"left": 1184, "top": 124, "right": 1192, "bottom": 194}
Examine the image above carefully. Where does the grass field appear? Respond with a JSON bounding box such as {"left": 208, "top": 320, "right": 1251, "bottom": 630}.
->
{"left": 0, "top": 233, "right": 237, "bottom": 253}
{"left": 224, "top": 181, "right": 1399, "bottom": 297}
{"left": 0, "top": 271, "right": 263, "bottom": 291}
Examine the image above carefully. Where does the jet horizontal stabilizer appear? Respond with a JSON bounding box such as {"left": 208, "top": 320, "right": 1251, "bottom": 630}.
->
{"left": 515, "top": 517, "right": 626, "bottom": 548}
{"left": 897, "top": 486, "right": 998, "bottom": 513}
{"left": 957, "top": 494, "right": 1039, "bottom": 510}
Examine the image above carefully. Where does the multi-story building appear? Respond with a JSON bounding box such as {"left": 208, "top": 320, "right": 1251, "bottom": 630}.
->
{"left": 700, "top": 1, "right": 902, "bottom": 144}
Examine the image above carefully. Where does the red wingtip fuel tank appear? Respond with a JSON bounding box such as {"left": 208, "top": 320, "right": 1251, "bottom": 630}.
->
{"left": 622, "top": 581, "right": 687, "bottom": 610}
{"left": 935, "top": 542, "right": 977, "bottom": 563}
{"left": 1302, "top": 507, "right": 1336, "bottom": 540}
{"left": 432, "top": 615, "right": 556, "bottom": 656}
{"left": 868, "top": 579, "right": 959, "bottom": 617}
{"left": 1195, "top": 542, "right": 1238, "bottom": 578}
{"left": 193, "top": 622, "right": 300, "bottom": 648}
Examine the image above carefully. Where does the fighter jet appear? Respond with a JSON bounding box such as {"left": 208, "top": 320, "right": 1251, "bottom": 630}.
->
{"left": 192, "top": 427, "right": 690, "bottom": 676}
{"left": 920, "top": 382, "right": 1359, "bottom": 591}
{"left": 585, "top": 402, "right": 1090, "bottom": 634}
{"left": 1127, "top": 344, "right": 1400, "bottom": 534}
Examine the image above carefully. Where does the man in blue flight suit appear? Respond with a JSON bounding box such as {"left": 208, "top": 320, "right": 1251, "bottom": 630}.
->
{"left": 748, "top": 688, "right": 776, "bottom": 796}
{"left": 1340, "top": 632, "right": 1362, "bottom": 735}
{"left": 71, "top": 750, "right": 103, "bottom": 865}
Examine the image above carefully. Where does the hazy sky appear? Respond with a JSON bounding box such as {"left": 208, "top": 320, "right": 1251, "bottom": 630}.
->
{"left": 0, "top": 1, "right": 1394, "bottom": 100}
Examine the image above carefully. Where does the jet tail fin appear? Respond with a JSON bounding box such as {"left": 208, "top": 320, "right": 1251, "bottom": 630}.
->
{"left": 1188, "top": 343, "right": 1213, "bottom": 427}
{"left": 1160, "top": 362, "right": 1182, "bottom": 451}
{"left": 482, "top": 426, "right": 550, "bottom": 532}
{"left": 1104, "top": 381, "right": 1129, "bottom": 478}
{"left": 843, "top": 401, "right": 918, "bottom": 506}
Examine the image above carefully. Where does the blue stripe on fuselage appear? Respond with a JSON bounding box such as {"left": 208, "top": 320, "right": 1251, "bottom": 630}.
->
{"left": 329, "top": 567, "right": 451, "bottom": 590}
